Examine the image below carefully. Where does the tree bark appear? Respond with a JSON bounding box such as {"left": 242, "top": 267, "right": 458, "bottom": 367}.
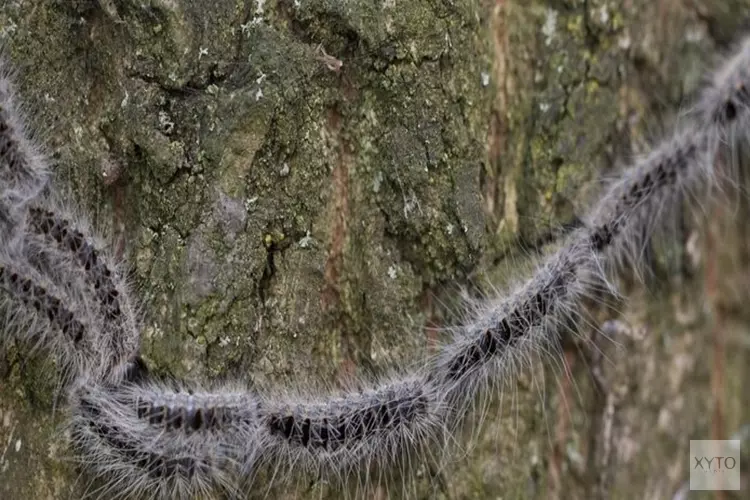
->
{"left": 0, "top": 0, "right": 748, "bottom": 498}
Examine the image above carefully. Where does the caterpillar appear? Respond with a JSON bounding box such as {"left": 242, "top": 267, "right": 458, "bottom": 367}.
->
{"left": 1, "top": 18, "right": 749, "bottom": 500}
{"left": 0, "top": 63, "right": 48, "bottom": 239}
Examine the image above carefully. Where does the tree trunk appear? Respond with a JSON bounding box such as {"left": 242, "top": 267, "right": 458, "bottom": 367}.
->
{"left": 0, "top": 0, "right": 748, "bottom": 498}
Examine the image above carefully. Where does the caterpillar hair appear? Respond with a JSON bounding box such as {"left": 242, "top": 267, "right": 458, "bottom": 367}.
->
{"left": 0, "top": 242, "right": 93, "bottom": 376}
{"left": 0, "top": 159, "right": 140, "bottom": 383}
{"left": 68, "top": 377, "right": 260, "bottom": 500}
{"left": 257, "top": 373, "right": 449, "bottom": 494}
{"left": 696, "top": 36, "right": 750, "bottom": 132}
{"left": 0, "top": 64, "right": 139, "bottom": 383}
{"left": 1, "top": 28, "right": 750, "bottom": 500}
{"left": 586, "top": 127, "right": 714, "bottom": 276}
{"left": 692, "top": 37, "right": 750, "bottom": 198}
{"left": 432, "top": 234, "right": 601, "bottom": 419}
{"left": 0, "top": 59, "right": 49, "bottom": 237}
{"left": 22, "top": 198, "right": 142, "bottom": 383}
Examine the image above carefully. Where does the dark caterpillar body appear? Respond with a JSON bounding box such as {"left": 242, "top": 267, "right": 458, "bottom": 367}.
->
{"left": 135, "top": 391, "right": 255, "bottom": 433}
{"left": 0, "top": 78, "right": 48, "bottom": 234}
{"left": 0, "top": 261, "right": 85, "bottom": 343}
{"left": 437, "top": 237, "right": 593, "bottom": 394}
{"left": 0, "top": 110, "right": 25, "bottom": 180}
{"left": 589, "top": 138, "right": 701, "bottom": 252}
{"left": 265, "top": 388, "right": 431, "bottom": 452}
{"left": 28, "top": 206, "right": 124, "bottom": 322}
{"left": 74, "top": 395, "right": 209, "bottom": 481}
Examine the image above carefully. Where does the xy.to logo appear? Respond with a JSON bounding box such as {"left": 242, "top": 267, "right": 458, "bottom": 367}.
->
{"left": 693, "top": 456, "right": 737, "bottom": 473}
{"left": 690, "top": 440, "right": 741, "bottom": 490}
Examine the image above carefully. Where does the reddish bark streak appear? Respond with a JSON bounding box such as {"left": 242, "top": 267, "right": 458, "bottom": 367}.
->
{"left": 322, "top": 105, "right": 353, "bottom": 378}
{"left": 486, "top": 0, "right": 509, "bottom": 225}
{"left": 548, "top": 347, "right": 575, "bottom": 500}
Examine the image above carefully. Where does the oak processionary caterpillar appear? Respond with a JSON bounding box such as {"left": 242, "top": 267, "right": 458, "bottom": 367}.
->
{"left": 1, "top": 29, "right": 750, "bottom": 500}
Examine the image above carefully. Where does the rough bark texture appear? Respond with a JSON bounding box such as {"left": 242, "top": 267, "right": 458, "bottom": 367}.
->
{"left": 0, "top": 0, "right": 748, "bottom": 498}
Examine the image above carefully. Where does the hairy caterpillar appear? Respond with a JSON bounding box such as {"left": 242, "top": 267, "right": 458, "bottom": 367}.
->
{"left": 22, "top": 199, "right": 142, "bottom": 383}
{"left": 0, "top": 66, "right": 48, "bottom": 240}
{"left": 0, "top": 22, "right": 749, "bottom": 500}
